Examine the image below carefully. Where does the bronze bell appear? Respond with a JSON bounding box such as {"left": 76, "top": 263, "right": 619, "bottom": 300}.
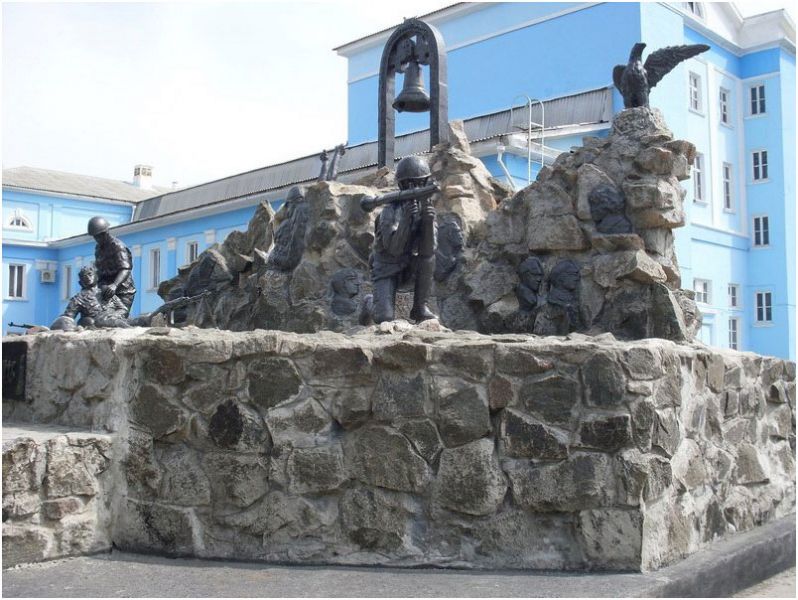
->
{"left": 392, "top": 60, "right": 431, "bottom": 113}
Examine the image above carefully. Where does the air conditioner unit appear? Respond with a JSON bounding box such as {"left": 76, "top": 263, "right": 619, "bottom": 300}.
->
{"left": 40, "top": 269, "right": 56, "bottom": 284}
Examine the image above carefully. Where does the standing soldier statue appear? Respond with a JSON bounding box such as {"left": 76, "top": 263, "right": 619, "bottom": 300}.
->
{"left": 360, "top": 155, "right": 439, "bottom": 323}
{"left": 88, "top": 216, "right": 136, "bottom": 317}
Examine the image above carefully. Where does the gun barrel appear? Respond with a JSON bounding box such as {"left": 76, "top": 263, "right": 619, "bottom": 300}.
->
{"left": 360, "top": 183, "right": 439, "bottom": 213}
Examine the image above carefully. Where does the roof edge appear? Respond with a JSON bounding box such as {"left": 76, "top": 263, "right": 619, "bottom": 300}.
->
{"left": 333, "top": 2, "right": 475, "bottom": 56}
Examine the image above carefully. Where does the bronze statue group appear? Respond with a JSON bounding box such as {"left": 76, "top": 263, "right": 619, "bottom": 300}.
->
{"left": 52, "top": 217, "right": 205, "bottom": 331}
{"left": 49, "top": 40, "right": 709, "bottom": 332}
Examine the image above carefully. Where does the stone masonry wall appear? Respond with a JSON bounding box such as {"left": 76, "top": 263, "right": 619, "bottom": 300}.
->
{"left": 2, "top": 426, "right": 114, "bottom": 567}
{"left": 3, "top": 328, "right": 795, "bottom": 571}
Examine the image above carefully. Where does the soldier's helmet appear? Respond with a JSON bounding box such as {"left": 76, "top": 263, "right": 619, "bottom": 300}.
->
{"left": 395, "top": 156, "right": 431, "bottom": 185}
{"left": 285, "top": 186, "right": 305, "bottom": 203}
{"left": 88, "top": 216, "right": 111, "bottom": 237}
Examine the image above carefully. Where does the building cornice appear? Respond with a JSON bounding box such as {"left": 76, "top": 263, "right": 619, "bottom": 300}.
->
{"left": 343, "top": 3, "right": 601, "bottom": 84}
{"left": 333, "top": 2, "right": 479, "bottom": 56}
{"left": 661, "top": 2, "right": 796, "bottom": 58}
{"left": 1, "top": 239, "right": 51, "bottom": 248}
{"left": 2, "top": 185, "right": 139, "bottom": 208}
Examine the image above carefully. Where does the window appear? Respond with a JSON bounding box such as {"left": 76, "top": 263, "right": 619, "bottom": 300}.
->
{"left": 719, "top": 88, "right": 730, "bottom": 124}
{"left": 149, "top": 248, "right": 161, "bottom": 289}
{"left": 722, "top": 163, "right": 733, "bottom": 211}
{"left": 728, "top": 318, "right": 739, "bottom": 350}
{"left": 694, "top": 278, "right": 711, "bottom": 304}
{"left": 728, "top": 284, "right": 740, "bottom": 308}
{"left": 187, "top": 241, "right": 199, "bottom": 264}
{"left": 750, "top": 84, "right": 766, "bottom": 115}
{"left": 755, "top": 292, "right": 772, "bottom": 323}
{"left": 753, "top": 216, "right": 770, "bottom": 246}
{"left": 62, "top": 265, "right": 73, "bottom": 300}
{"left": 7, "top": 264, "right": 25, "bottom": 299}
{"left": 6, "top": 209, "right": 33, "bottom": 232}
{"left": 689, "top": 72, "right": 702, "bottom": 112}
{"left": 752, "top": 150, "right": 768, "bottom": 181}
{"left": 693, "top": 153, "right": 705, "bottom": 202}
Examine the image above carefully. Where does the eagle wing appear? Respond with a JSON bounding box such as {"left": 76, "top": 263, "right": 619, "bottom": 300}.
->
{"left": 613, "top": 65, "right": 625, "bottom": 90}
{"left": 644, "top": 44, "right": 710, "bottom": 88}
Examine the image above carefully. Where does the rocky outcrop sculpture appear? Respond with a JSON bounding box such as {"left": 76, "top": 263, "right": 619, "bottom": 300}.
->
{"left": 161, "top": 108, "right": 700, "bottom": 342}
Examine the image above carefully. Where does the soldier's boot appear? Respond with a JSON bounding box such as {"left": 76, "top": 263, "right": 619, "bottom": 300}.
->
{"left": 410, "top": 256, "right": 437, "bottom": 322}
{"left": 373, "top": 278, "right": 397, "bottom": 324}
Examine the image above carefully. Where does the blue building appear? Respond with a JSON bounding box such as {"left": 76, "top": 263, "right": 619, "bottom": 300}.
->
{"left": 3, "top": 2, "right": 795, "bottom": 359}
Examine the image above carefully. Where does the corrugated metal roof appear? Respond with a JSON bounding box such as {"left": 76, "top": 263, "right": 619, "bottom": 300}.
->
{"left": 133, "top": 87, "right": 612, "bottom": 221}
{"left": 2, "top": 166, "right": 168, "bottom": 203}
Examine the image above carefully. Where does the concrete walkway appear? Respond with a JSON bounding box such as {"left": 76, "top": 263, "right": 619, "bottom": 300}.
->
{"left": 3, "top": 515, "right": 795, "bottom": 597}
{"left": 735, "top": 568, "right": 795, "bottom": 598}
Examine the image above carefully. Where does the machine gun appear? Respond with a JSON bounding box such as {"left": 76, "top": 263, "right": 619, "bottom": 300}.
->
{"left": 7, "top": 322, "right": 37, "bottom": 330}
{"left": 359, "top": 183, "right": 439, "bottom": 213}
{"left": 7, "top": 322, "right": 49, "bottom": 334}
{"left": 149, "top": 291, "right": 211, "bottom": 326}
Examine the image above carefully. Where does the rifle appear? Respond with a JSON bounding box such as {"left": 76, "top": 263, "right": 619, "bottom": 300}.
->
{"left": 151, "top": 291, "right": 211, "bottom": 326}
{"left": 7, "top": 322, "right": 37, "bottom": 330}
{"left": 360, "top": 183, "right": 439, "bottom": 213}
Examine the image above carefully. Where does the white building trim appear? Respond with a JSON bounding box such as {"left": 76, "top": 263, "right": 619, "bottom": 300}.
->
{"left": 2, "top": 185, "right": 140, "bottom": 207}
{"left": 342, "top": 3, "right": 600, "bottom": 84}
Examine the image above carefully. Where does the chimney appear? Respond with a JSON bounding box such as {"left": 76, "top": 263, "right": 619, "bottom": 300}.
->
{"left": 133, "top": 164, "right": 153, "bottom": 189}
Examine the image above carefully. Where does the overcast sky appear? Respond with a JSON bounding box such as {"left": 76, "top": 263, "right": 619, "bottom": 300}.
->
{"left": 2, "top": 1, "right": 794, "bottom": 188}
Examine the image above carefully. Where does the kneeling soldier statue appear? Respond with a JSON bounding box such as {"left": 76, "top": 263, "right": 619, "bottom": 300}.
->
{"left": 88, "top": 216, "right": 136, "bottom": 317}
{"left": 51, "top": 265, "right": 208, "bottom": 331}
{"left": 361, "top": 156, "right": 439, "bottom": 323}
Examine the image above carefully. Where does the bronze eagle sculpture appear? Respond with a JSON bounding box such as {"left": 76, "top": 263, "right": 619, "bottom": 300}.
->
{"left": 614, "top": 42, "right": 710, "bottom": 108}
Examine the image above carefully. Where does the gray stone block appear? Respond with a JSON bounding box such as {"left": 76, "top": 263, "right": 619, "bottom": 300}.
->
{"left": 434, "top": 438, "right": 507, "bottom": 516}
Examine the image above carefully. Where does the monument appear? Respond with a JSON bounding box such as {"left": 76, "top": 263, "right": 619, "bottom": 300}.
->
{"left": 2, "top": 24, "right": 795, "bottom": 584}
{"left": 360, "top": 155, "right": 439, "bottom": 324}
{"left": 88, "top": 216, "right": 136, "bottom": 316}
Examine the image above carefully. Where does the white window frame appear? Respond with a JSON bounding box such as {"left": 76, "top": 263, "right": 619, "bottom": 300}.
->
{"left": 728, "top": 283, "right": 740, "bottom": 308}
{"left": 753, "top": 215, "right": 770, "bottom": 247}
{"left": 149, "top": 248, "right": 161, "bottom": 290}
{"left": 186, "top": 241, "right": 199, "bottom": 265}
{"left": 62, "top": 265, "right": 73, "bottom": 300}
{"left": 693, "top": 278, "right": 711, "bottom": 304}
{"left": 749, "top": 84, "right": 766, "bottom": 116}
{"left": 719, "top": 87, "right": 731, "bottom": 126}
{"left": 755, "top": 291, "right": 773, "bottom": 325}
{"left": 751, "top": 150, "right": 769, "bottom": 182}
{"left": 728, "top": 317, "right": 740, "bottom": 350}
{"left": 689, "top": 72, "right": 703, "bottom": 113}
{"left": 6, "top": 209, "right": 33, "bottom": 232}
{"left": 693, "top": 152, "right": 705, "bottom": 203}
{"left": 722, "top": 162, "right": 734, "bottom": 212}
{"left": 6, "top": 263, "right": 27, "bottom": 300}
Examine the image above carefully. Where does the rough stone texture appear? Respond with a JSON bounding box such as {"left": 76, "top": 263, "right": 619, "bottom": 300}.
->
{"left": 155, "top": 109, "right": 698, "bottom": 342}
{"left": 3, "top": 328, "right": 794, "bottom": 571}
{"left": 2, "top": 426, "right": 114, "bottom": 567}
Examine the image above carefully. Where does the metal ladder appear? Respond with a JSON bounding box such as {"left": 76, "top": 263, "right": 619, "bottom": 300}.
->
{"left": 509, "top": 95, "right": 545, "bottom": 185}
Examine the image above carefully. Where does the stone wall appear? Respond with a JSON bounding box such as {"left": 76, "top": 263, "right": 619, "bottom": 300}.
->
{"left": 4, "top": 329, "right": 795, "bottom": 571}
{"left": 2, "top": 426, "right": 115, "bottom": 567}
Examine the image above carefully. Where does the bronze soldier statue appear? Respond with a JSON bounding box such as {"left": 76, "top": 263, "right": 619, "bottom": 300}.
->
{"left": 88, "top": 216, "right": 136, "bottom": 316}
{"left": 361, "top": 155, "right": 439, "bottom": 323}
{"left": 52, "top": 265, "right": 131, "bottom": 329}
{"left": 52, "top": 264, "right": 207, "bottom": 331}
